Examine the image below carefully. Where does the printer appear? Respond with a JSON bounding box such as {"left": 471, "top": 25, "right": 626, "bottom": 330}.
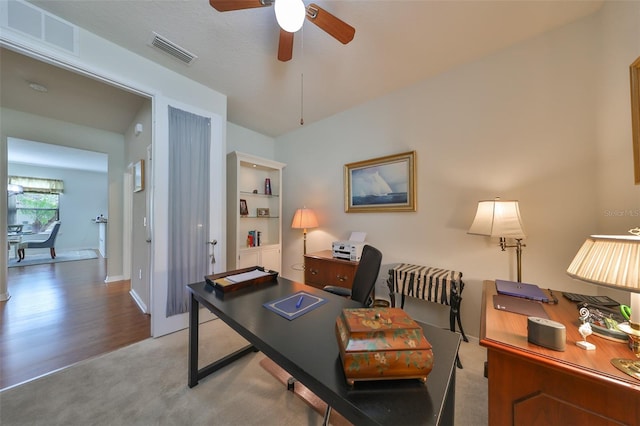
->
{"left": 332, "top": 232, "right": 366, "bottom": 261}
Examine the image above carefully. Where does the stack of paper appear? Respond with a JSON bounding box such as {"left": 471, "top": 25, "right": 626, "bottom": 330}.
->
{"left": 226, "top": 269, "right": 271, "bottom": 283}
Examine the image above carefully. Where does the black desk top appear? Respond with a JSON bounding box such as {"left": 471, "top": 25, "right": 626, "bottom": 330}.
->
{"left": 188, "top": 276, "right": 461, "bottom": 425}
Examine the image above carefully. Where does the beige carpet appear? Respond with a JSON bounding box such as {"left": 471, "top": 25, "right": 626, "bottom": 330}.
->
{"left": 0, "top": 319, "right": 488, "bottom": 425}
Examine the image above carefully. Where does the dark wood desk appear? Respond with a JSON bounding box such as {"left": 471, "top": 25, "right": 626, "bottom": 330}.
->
{"left": 188, "top": 275, "right": 461, "bottom": 425}
{"left": 480, "top": 281, "right": 640, "bottom": 425}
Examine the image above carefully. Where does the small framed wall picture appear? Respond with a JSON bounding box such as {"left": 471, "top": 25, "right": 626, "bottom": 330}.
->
{"left": 240, "top": 199, "right": 248, "bottom": 216}
{"left": 133, "top": 159, "right": 145, "bottom": 192}
{"left": 257, "top": 208, "right": 270, "bottom": 217}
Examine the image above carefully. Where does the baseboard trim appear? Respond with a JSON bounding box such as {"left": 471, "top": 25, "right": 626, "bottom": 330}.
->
{"left": 129, "top": 289, "right": 149, "bottom": 314}
{"left": 104, "top": 275, "right": 125, "bottom": 283}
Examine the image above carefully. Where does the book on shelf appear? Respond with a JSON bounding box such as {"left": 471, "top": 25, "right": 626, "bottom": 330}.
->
{"left": 247, "top": 230, "right": 262, "bottom": 247}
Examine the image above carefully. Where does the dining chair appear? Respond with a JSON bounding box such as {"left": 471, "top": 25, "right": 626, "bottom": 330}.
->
{"left": 8, "top": 224, "right": 23, "bottom": 234}
{"left": 17, "top": 221, "right": 61, "bottom": 262}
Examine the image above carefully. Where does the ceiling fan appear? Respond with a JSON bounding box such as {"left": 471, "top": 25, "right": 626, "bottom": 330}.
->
{"left": 209, "top": 0, "right": 356, "bottom": 62}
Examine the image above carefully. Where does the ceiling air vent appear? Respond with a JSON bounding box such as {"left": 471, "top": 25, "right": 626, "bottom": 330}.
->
{"left": 149, "top": 32, "right": 197, "bottom": 65}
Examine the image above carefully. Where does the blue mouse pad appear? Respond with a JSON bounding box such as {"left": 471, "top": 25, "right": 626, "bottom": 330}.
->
{"left": 263, "top": 291, "right": 328, "bottom": 320}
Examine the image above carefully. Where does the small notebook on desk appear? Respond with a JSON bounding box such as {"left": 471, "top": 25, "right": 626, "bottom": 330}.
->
{"left": 495, "top": 279, "right": 550, "bottom": 303}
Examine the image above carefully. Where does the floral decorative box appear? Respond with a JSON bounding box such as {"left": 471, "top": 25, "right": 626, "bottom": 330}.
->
{"left": 335, "top": 307, "right": 434, "bottom": 385}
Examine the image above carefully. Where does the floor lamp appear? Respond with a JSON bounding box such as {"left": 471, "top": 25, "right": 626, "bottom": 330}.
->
{"left": 468, "top": 197, "right": 527, "bottom": 282}
{"left": 291, "top": 207, "right": 318, "bottom": 255}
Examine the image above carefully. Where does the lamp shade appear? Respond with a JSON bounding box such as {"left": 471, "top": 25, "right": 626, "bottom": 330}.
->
{"left": 291, "top": 207, "right": 318, "bottom": 230}
{"left": 468, "top": 199, "right": 526, "bottom": 238}
{"left": 567, "top": 234, "right": 640, "bottom": 293}
{"left": 275, "top": 0, "right": 306, "bottom": 33}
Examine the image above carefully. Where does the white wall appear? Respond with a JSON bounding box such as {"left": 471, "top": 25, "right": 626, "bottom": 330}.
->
{"left": 8, "top": 162, "right": 108, "bottom": 251}
{"left": 275, "top": 3, "right": 639, "bottom": 339}
{"left": 227, "top": 122, "right": 276, "bottom": 159}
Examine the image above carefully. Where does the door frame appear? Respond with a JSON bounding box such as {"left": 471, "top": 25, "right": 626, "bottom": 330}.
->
{"left": 150, "top": 96, "right": 226, "bottom": 337}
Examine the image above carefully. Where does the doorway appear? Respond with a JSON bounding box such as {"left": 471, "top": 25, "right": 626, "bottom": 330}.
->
{"left": 8, "top": 138, "right": 109, "bottom": 262}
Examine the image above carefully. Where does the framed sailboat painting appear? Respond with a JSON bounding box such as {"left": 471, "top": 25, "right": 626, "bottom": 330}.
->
{"left": 344, "top": 151, "right": 416, "bottom": 213}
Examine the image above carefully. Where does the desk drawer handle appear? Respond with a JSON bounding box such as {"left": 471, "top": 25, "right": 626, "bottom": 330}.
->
{"left": 337, "top": 275, "right": 348, "bottom": 282}
{"left": 310, "top": 269, "right": 318, "bottom": 276}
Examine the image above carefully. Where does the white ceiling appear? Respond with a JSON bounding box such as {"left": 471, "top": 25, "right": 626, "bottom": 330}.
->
{"left": 9, "top": 138, "right": 109, "bottom": 173}
{"left": 1, "top": 47, "right": 147, "bottom": 134}
{"left": 2, "top": 0, "right": 604, "bottom": 139}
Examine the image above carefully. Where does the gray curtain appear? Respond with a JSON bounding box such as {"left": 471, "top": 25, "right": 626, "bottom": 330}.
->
{"left": 166, "top": 106, "right": 211, "bottom": 316}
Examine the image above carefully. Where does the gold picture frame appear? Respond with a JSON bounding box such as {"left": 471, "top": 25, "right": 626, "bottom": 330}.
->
{"left": 344, "top": 151, "right": 416, "bottom": 213}
{"left": 133, "top": 159, "right": 144, "bottom": 192}
{"left": 631, "top": 56, "right": 640, "bottom": 185}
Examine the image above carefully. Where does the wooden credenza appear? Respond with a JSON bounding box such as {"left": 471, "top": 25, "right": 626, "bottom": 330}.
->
{"left": 304, "top": 250, "right": 358, "bottom": 290}
{"left": 480, "top": 281, "right": 639, "bottom": 425}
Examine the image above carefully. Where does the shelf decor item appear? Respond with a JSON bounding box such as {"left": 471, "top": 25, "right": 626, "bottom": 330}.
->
{"left": 257, "top": 208, "right": 270, "bottom": 217}
{"left": 265, "top": 178, "right": 272, "bottom": 195}
{"left": 240, "top": 199, "right": 248, "bottom": 216}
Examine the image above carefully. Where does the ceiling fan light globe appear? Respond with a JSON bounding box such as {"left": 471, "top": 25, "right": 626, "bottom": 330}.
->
{"left": 275, "top": 0, "right": 305, "bottom": 33}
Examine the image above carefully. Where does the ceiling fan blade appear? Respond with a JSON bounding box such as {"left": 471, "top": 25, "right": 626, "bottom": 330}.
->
{"left": 306, "top": 3, "right": 355, "bottom": 45}
{"left": 278, "top": 29, "right": 294, "bottom": 62}
{"left": 209, "top": 0, "right": 272, "bottom": 12}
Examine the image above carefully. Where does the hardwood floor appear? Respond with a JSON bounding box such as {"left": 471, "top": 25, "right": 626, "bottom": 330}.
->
{"left": 1, "top": 256, "right": 150, "bottom": 390}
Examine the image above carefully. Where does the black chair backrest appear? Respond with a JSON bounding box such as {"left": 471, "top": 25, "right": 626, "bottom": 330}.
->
{"left": 350, "top": 245, "right": 383, "bottom": 306}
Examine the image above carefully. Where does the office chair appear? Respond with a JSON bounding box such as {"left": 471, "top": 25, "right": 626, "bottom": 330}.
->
{"left": 323, "top": 244, "right": 383, "bottom": 307}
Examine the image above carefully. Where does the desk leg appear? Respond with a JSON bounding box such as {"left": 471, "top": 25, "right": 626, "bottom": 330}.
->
{"left": 187, "top": 292, "right": 257, "bottom": 389}
{"left": 188, "top": 292, "right": 199, "bottom": 388}
{"left": 441, "top": 366, "right": 456, "bottom": 425}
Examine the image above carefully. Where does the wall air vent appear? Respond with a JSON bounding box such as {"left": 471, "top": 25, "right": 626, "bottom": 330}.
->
{"left": 149, "top": 32, "right": 197, "bottom": 65}
{"left": 1, "top": 0, "right": 78, "bottom": 54}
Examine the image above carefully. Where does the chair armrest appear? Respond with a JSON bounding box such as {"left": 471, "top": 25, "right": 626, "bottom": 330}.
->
{"left": 322, "top": 286, "right": 352, "bottom": 297}
{"left": 20, "top": 234, "right": 47, "bottom": 243}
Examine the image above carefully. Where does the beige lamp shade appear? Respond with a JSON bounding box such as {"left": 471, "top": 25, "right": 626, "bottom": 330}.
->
{"left": 567, "top": 233, "right": 640, "bottom": 331}
{"left": 567, "top": 234, "right": 640, "bottom": 293}
{"left": 468, "top": 199, "right": 526, "bottom": 238}
{"left": 291, "top": 207, "right": 318, "bottom": 230}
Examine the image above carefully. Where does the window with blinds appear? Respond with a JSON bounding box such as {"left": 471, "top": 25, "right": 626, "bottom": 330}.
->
{"left": 8, "top": 176, "right": 62, "bottom": 233}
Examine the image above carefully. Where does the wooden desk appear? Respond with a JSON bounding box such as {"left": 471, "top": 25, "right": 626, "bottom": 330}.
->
{"left": 304, "top": 250, "right": 359, "bottom": 290}
{"left": 188, "top": 274, "right": 461, "bottom": 425}
{"left": 480, "top": 281, "right": 640, "bottom": 425}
